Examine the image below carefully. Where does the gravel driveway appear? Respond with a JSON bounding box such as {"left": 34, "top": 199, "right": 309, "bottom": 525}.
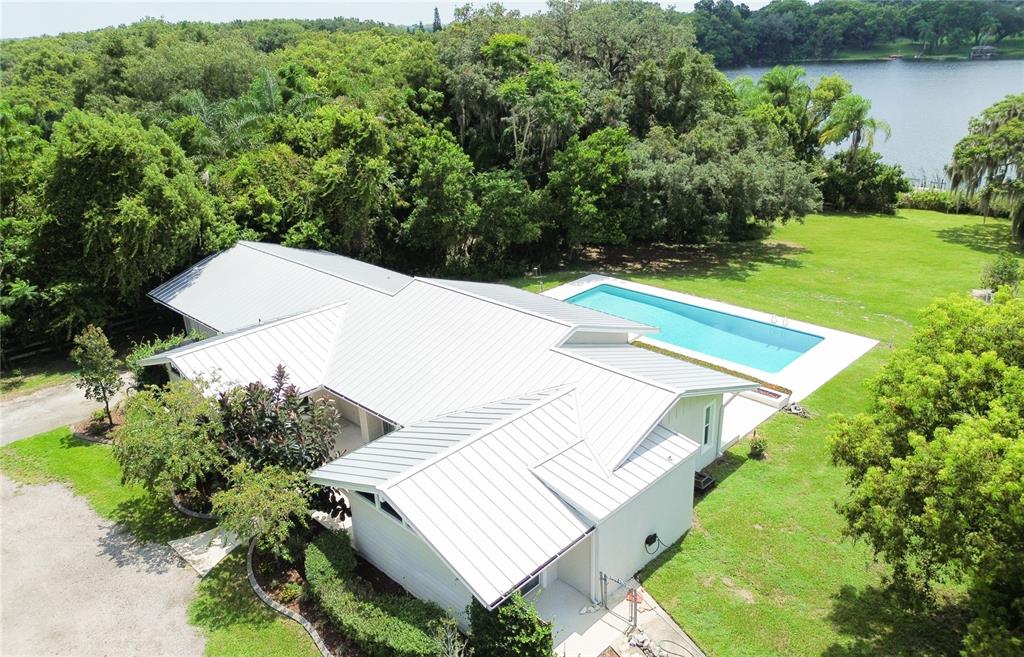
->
{"left": 0, "top": 374, "right": 129, "bottom": 445}
{"left": 0, "top": 475, "right": 206, "bottom": 657}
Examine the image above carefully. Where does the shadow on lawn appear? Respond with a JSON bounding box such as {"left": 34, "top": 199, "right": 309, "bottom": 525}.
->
{"left": 822, "top": 584, "right": 969, "bottom": 657}
{"left": 189, "top": 553, "right": 275, "bottom": 631}
{"left": 573, "top": 239, "right": 808, "bottom": 282}
{"left": 934, "top": 219, "right": 1016, "bottom": 255}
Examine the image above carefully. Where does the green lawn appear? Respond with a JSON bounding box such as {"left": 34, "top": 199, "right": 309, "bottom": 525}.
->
{"left": 0, "top": 428, "right": 319, "bottom": 657}
{"left": 510, "top": 209, "right": 1021, "bottom": 657}
{"left": 0, "top": 360, "right": 77, "bottom": 398}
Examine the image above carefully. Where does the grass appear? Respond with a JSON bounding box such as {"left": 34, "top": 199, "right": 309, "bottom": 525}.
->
{"left": 0, "top": 427, "right": 319, "bottom": 657}
{"left": 188, "top": 553, "right": 322, "bottom": 657}
{"left": 508, "top": 209, "right": 1022, "bottom": 657}
{"left": 0, "top": 359, "right": 76, "bottom": 398}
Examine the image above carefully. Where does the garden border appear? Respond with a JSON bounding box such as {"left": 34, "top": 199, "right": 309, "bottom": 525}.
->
{"left": 170, "top": 493, "right": 220, "bottom": 521}
{"left": 245, "top": 539, "right": 334, "bottom": 657}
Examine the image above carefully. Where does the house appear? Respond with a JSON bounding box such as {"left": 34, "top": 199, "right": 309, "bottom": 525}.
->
{"left": 141, "top": 241, "right": 757, "bottom": 628}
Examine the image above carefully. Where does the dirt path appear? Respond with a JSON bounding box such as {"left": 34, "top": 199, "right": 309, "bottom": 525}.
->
{"left": 0, "top": 475, "right": 206, "bottom": 656}
{"left": 0, "top": 374, "right": 129, "bottom": 445}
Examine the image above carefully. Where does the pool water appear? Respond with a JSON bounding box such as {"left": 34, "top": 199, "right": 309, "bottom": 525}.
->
{"left": 568, "top": 285, "right": 823, "bottom": 373}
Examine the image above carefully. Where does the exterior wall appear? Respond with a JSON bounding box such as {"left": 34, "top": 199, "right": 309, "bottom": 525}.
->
{"left": 317, "top": 391, "right": 387, "bottom": 455}
{"left": 183, "top": 316, "right": 217, "bottom": 338}
{"left": 595, "top": 454, "right": 695, "bottom": 589}
{"left": 556, "top": 533, "right": 593, "bottom": 599}
{"left": 562, "top": 330, "right": 631, "bottom": 345}
{"left": 349, "top": 493, "right": 474, "bottom": 628}
{"left": 662, "top": 394, "right": 722, "bottom": 471}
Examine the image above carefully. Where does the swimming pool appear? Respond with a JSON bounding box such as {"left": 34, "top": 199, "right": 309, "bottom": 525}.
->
{"left": 567, "top": 284, "right": 823, "bottom": 373}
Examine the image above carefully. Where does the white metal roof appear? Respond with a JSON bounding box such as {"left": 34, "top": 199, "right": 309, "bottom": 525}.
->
{"left": 380, "top": 388, "right": 591, "bottom": 607}
{"left": 148, "top": 242, "right": 401, "bottom": 332}
{"left": 424, "top": 278, "right": 656, "bottom": 333}
{"left": 241, "top": 242, "right": 413, "bottom": 295}
{"left": 137, "top": 304, "right": 345, "bottom": 394}
{"left": 533, "top": 424, "right": 700, "bottom": 521}
{"left": 309, "top": 387, "right": 569, "bottom": 490}
{"left": 319, "top": 279, "right": 678, "bottom": 471}
{"left": 557, "top": 344, "right": 757, "bottom": 397}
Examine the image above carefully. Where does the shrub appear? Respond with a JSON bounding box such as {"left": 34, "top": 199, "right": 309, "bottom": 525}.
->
{"left": 304, "top": 532, "right": 448, "bottom": 657}
{"left": 218, "top": 364, "right": 338, "bottom": 473}
{"left": 981, "top": 251, "right": 1022, "bottom": 292}
{"left": 468, "top": 592, "right": 553, "bottom": 657}
{"left": 212, "top": 461, "right": 310, "bottom": 561}
{"left": 278, "top": 582, "right": 304, "bottom": 603}
{"left": 820, "top": 150, "right": 909, "bottom": 214}
{"left": 748, "top": 432, "right": 767, "bottom": 459}
{"left": 114, "top": 378, "right": 224, "bottom": 496}
{"left": 125, "top": 331, "right": 197, "bottom": 389}
{"left": 897, "top": 189, "right": 1012, "bottom": 218}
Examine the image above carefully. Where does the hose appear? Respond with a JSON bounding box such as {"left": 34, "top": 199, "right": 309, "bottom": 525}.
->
{"left": 658, "top": 639, "right": 702, "bottom": 657}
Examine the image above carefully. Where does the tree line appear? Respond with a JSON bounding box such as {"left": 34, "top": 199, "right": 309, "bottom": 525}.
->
{"left": 694, "top": 0, "right": 1024, "bottom": 67}
{"left": 2, "top": 1, "right": 898, "bottom": 352}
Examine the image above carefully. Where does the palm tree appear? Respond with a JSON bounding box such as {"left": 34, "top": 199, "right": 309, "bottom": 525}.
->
{"left": 819, "top": 94, "right": 891, "bottom": 155}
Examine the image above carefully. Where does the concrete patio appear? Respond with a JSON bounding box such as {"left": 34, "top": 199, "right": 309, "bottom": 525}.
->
{"left": 535, "top": 580, "right": 705, "bottom": 657}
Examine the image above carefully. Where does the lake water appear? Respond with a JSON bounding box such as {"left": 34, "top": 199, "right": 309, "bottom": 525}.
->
{"left": 725, "top": 60, "right": 1023, "bottom": 183}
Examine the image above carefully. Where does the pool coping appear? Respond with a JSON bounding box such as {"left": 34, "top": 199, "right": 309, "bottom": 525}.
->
{"left": 542, "top": 275, "right": 878, "bottom": 404}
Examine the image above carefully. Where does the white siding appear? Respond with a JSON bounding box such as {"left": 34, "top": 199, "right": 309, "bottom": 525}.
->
{"left": 557, "top": 534, "right": 593, "bottom": 599}
{"left": 662, "top": 395, "right": 722, "bottom": 471}
{"left": 349, "top": 494, "right": 473, "bottom": 627}
{"left": 596, "top": 454, "right": 695, "bottom": 585}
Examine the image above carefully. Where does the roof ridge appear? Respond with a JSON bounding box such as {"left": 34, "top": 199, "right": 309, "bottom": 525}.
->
{"left": 238, "top": 241, "right": 409, "bottom": 296}
{"left": 551, "top": 344, "right": 681, "bottom": 395}
{"left": 379, "top": 385, "right": 578, "bottom": 491}
{"left": 418, "top": 278, "right": 575, "bottom": 329}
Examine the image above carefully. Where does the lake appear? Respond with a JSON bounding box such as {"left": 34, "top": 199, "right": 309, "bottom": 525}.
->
{"left": 725, "top": 59, "right": 1023, "bottom": 184}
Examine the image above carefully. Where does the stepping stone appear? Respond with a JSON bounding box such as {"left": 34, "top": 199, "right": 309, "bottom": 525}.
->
{"left": 169, "top": 527, "right": 243, "bottom": 576}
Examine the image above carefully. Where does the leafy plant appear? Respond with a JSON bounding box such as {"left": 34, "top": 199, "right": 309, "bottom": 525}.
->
{"left": 125, "top": 331, "right": 198, "bottom": 390}
{"left": 212, "top": 461, "right": 310, "bottom": 561}
{"left": 468, "top": 592, "right": 552, "bottom": 657}
{"left": 981, "top": 251, "right": 1022, "bottom": 292}
{"left": 748, "top": 432, "right": 767, "bottom": 459}
{"left": 70, "top": 324, "right": 122, "bottom": 425}
{"left": 217, "top": 365, "right": 339, "bottom": 473}
{"left": 114, "top": 378, "right": 224, "bottom": 496}
{"left": 278, "top": 582, "right": 304, "bottom": 603}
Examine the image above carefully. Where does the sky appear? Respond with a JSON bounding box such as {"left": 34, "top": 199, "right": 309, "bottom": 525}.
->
{"left": 0, "top": 1, "right": 773, "bottom": 39}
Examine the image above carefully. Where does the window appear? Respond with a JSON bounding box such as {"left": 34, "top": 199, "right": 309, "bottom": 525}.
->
{"left": 382, "top": 421, "right": 397, "bottom": 434}
{"left": 355, "top": 490, "right": 377, "bottom": 505}
{"left": 379, "top": 499, "right": 403, "bottom": 523}
{"left": 703, "top": 404, "right": 713, "bottom": 445}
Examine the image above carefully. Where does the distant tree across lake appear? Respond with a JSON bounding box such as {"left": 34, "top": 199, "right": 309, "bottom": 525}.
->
{"left": 693, "top": 0, "right": 1024, "bottom": 67}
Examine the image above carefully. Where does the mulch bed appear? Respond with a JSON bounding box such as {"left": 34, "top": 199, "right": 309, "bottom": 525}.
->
{"left": 251, "top": 540, "right": 360, "bottom": 657}
{"left": 72, "top": 408, "right": 125, "bottom": 443}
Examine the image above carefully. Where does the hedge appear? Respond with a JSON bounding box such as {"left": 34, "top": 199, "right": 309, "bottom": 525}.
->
{"left": 304, "top": 531, "right": 447, "bottom": 657}
{"left": 897, "top": 189, "right": 1012, "bottom": 218}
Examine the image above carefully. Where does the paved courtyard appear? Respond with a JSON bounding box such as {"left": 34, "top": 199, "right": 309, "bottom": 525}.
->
{"left": 0, "top": 475, "right": 205, "bottom": 657}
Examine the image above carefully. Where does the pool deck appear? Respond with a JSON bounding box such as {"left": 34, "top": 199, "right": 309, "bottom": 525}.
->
{"left": 543, "top": 275, "right": 877, "bottom": 447}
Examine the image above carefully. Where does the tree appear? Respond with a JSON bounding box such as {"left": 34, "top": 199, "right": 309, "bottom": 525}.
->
{"left": 433, "top": 7, "right": 443, "bottom": 33}
{"left": 212, "top": 461, "right": 311, "bottom": 560}
{"left": 819, "top": 93, "right": 891, "bottom": 155}
{"left": 218, "top": 365, "right": 339, "bottom": 473}
{"left": 70, "top": 324, "right": 122, "bottom": 425}
{"left": 114, "top": 378, "right": 224, "bottom": 496}
{"left": 947, "top": 93, "right": 1024, "bottom": 245}
{"left": 36, "top": 110, "right": 215, "bottom": 336}
{"left": 981, "top": 251, "right": 1022, "bottom": 292}
{"left": 829, "top": 293, "right": 1024, "bottom": 654}
{"left": 819, "top": 149, "right": 909, "bottom": 214}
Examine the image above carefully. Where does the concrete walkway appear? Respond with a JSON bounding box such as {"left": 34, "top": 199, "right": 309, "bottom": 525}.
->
{"left": 0, "top": 374, "right": 130, "bottom": 445}
{"left": 0, "top": 475, "right": 205, "bottom": 657}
